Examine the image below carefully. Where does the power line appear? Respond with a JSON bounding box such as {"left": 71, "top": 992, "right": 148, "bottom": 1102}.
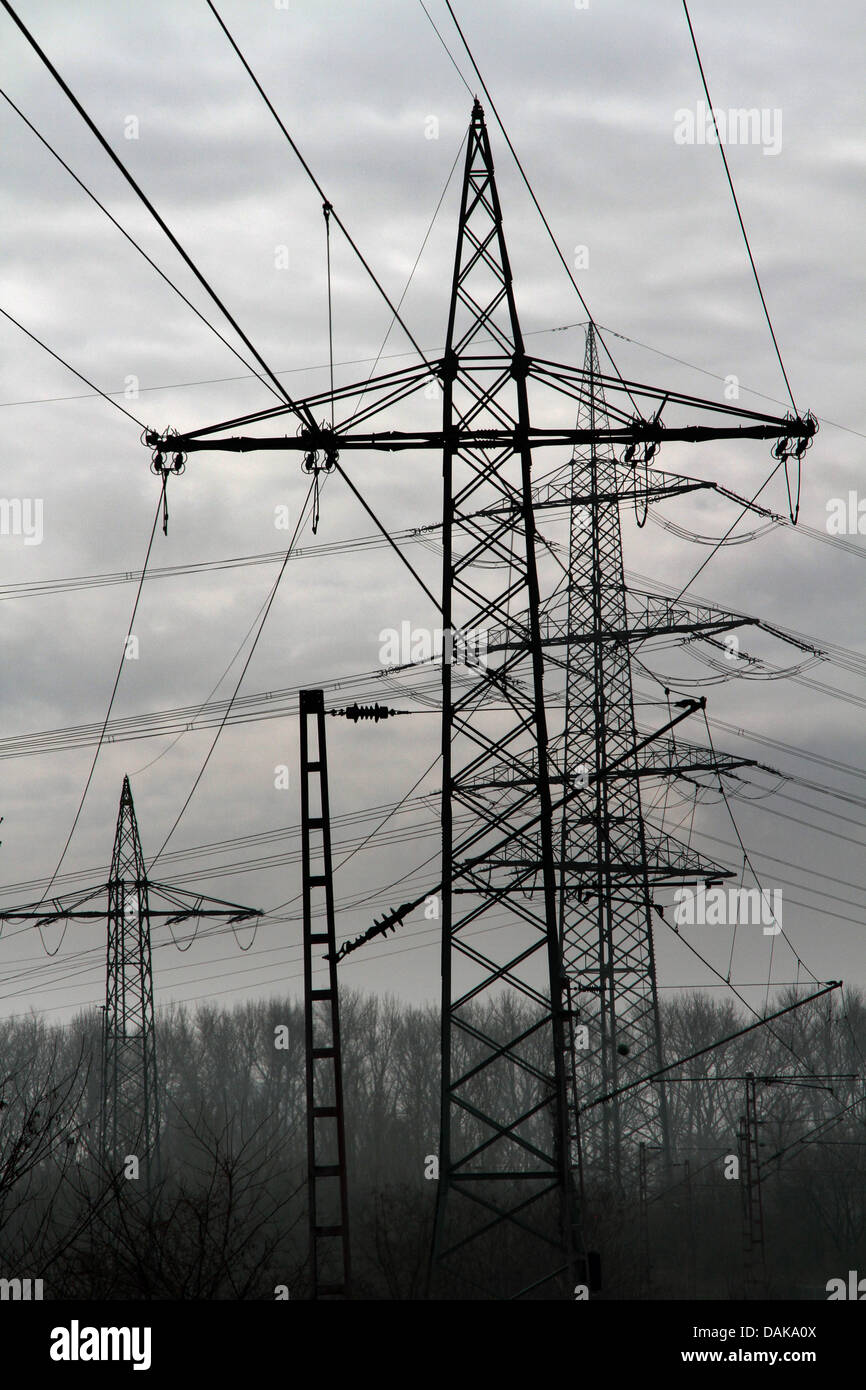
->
{"left": 0, "top": 0, "right": 311, "bottom": 425}
{"left": 35, "top": 482, "right": 168, "bottom": 929}
{"left": 0, "top": 304, "right": 145, "bottom": 429}
{"left": 417, "top": 1, "right": 474, "bottom": 96}
{"left": 681, "top": 1, "right": 799, "bottom": 422}
{"left": 205, "top": 0, "right": 431, "bottom": 371}
{"left": 148, "top": 479, "right": 317, "bottom": 867}
{"left": 441, "top": 0, "right": 637, "bottom": 410}
{"left": 0, "top": 85, "right": 282, "bottom": 404}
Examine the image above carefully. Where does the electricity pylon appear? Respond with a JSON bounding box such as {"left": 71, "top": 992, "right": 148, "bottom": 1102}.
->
{"left": 552, "top": 325, "right": 761, "bottom": 1185}
{"left": 0, "top": 775, "right": 262, "bottom": 1178}
{"left": 145, "top": 98, "right": 815, "bottom": 1297}
{"left": 103, "top": 774, "right": 159, "bottom": 1165}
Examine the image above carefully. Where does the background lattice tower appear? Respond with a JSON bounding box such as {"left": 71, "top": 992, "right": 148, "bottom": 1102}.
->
{"left": 431, "top": 99, "right": 578, "bottom": 1299}
{"left": 555, "top": 325, "right": 736, "bottom": 1185}
{"left": 102, "top": 774, "right": 159, "bottom": 1171}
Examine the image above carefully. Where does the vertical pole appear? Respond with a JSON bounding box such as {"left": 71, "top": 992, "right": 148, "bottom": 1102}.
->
{"left": 301, "top": 689, "right": 351, "bottom": 1299}
{"left": 638, "top": 1141, "right": 650, "bottom": 1296}
{"left": 684, "top": 1158, "right": 696, "bottom": 1298}
{"left": 740, "top": 1072, "right": 766, "bottom": 1299}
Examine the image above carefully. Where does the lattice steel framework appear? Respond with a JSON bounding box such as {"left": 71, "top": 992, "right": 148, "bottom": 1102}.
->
{"left": 0, "top": 777, "right": 262, "bottom": 1180}
{"left": 300, "top": 689, "right": 351, "bottom": 1300}
{"left": 554, "top": 326, "right": 752, "bottom": 1183}
{"left": 144, "top": 98, "right": 816, "bottom": 1299}
{"left": 430, "top": 99, "right": 578, "bottom": 1301}
{"left": 102, "top": 774, "right": 158, "bottom": 1166}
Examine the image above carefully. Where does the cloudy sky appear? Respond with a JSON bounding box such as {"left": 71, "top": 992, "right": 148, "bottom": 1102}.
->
{"left": 0, "top": 0, "right": 863, "bottom": 1035}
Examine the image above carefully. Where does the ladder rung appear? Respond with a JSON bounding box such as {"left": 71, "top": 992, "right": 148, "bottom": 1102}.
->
{"left": 312, "top": 1047, "right": 335, "bottom": 1059}
{"left": 315, "top": 1225, "right": 343, "bottom": 1236}
{"left": 316, "top": 1284, "right": 345, "bottom": 1296}
{"left": 314, "top": 1106, "right": 339, "bottom": 1117}
{"left": 306, "top": 760, "right": 322, "bottom": 771}
{"left": 309, "top": 875, "right": 328, "bottom": 887}
{"left": 308, "top": 933, "right": 330, "bottom": 943}
{"left": 314, "top": 1165, "right": 341, "bottom": 1177}
{"left": 311, "top": 989, "right": 333, "bottom": 1001}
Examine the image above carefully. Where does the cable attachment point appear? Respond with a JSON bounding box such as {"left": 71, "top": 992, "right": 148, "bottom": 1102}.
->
{"left": 621, "top": 428, "right": 662, "bottom": 468}
{"left": 148, "top": 428, "right": 186, "bottom": 477}
{"left": 772, "top": 412, "right": 816, "bottom": 525}
{"left": 301, "top": 423, "right": 339, "bottom": 476}
{"left": 772, "top": 412, "right": 816, "bottom": 464}
{"left": 301, "top": 424, "right": 339, "bottom": 534}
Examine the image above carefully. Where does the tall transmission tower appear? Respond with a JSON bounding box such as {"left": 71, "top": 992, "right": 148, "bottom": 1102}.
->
{"left": 429, "top": 99, "right": 580, "bottom": 1300}
{"left": 146, "top": 97, "right": 815, "bottom": 1298}
{"left": 0, "top": 776, "right": 262, "bottom": 1177}
{"left": 552, "top": 325, "right": 759, "bottom": 1183}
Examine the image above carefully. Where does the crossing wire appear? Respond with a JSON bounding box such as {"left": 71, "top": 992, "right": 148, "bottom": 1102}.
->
{"left": 205, "top": 0, "right": 432, "bottom": 371}
{"left": 0, "top": 305, "right": 146, "bottom": 429}
{"left": 418, "top": 0, "right": 475, "bottom": 97}
{"left": 0, "top": 85, "right": 284, "bottom": 405}
{"left": 681, "top": 0, "right": 802, "bottom": 523}
{"left": 681, "top": 1, "right": 799, "bottom": 420}
{"left": 34, "top": 482, "right": 169, "bottom": 949}
{"left": 0, "top": 0, "right": 313, "bottom": 427}
{"left": 148, "top": 478, "right": 317, "bottom": 869}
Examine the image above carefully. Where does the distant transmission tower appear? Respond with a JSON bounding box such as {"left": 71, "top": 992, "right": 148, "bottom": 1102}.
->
{"left": 0, "top": 775, "right": 262, "bottom": 1180}
{"left": 101, "top": 775, "right": 159, "bottom": 1167}
{"left": 553, "top": 325, "right": 757, "bottom": 1183}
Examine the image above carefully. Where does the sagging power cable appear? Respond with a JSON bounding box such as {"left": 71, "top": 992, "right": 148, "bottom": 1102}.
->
{"left": 0, "top": 0, "right": 311, "bottom": 425}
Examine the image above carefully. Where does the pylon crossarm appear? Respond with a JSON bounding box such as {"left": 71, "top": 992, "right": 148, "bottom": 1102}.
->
{"left": 143, "top": 358, "right": 815, "bottom": 457}
{"left": 146, "top": 881, "right": 263, "bottom": 921}
{"left": 148, "top": 359, "right": 436, "bottom": 446}
{"left": 0, "top": 883, "right": 110, "bottom": 923}
{"left": 144, "top": 418, "right": 815, "bottom": 459}
{"left": 528, "top": 356, "right": 815, "bottom": 430}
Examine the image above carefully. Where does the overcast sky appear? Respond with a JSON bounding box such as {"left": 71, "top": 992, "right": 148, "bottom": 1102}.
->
{"left": 0, "top": 0, "right": 863, "bottom": 1034}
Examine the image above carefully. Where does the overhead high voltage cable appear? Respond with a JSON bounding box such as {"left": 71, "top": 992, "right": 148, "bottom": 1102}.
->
{"left": 33, "top": 485, "right": 168, "bottom": 928}
{"left": 148, "top": 478, "right": 317, "bottom": 868}
{"left": 205, "top": 0, "right": 432, "bottom": 371}
{"left": 675, "top": 0, "right": 804, "bottom": 527}
{"left": 0, "top": 0, "right": 313, "bottom": 425}
{"left": 0, "top": 305, "right": 146, "bottom": 429}
{"left": 0, "top": 86, "right": 286, "bottom": 403}
{"left": 681, "top": 1, "right": 799, "bottom": 421}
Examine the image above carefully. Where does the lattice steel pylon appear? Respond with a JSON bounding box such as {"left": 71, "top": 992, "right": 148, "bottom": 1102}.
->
{"left": 0, "top": 777, "right": 262, "bottom": 1183}
{"left": 430, "top": 101, "right": 579, "bottom": 1299}
{"left": 144, "top": 96, "right": 816, "bottom": 1299}
{"left": 553, "top": 325, "right": 752, "bottom": 1185}
{"left": 102, "top": 774, "right": 158, "bottom": 1169}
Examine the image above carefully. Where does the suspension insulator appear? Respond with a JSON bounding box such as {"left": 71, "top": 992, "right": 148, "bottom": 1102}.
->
{"left": 337, "top": 702, "right": 400, "bottom": 723}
